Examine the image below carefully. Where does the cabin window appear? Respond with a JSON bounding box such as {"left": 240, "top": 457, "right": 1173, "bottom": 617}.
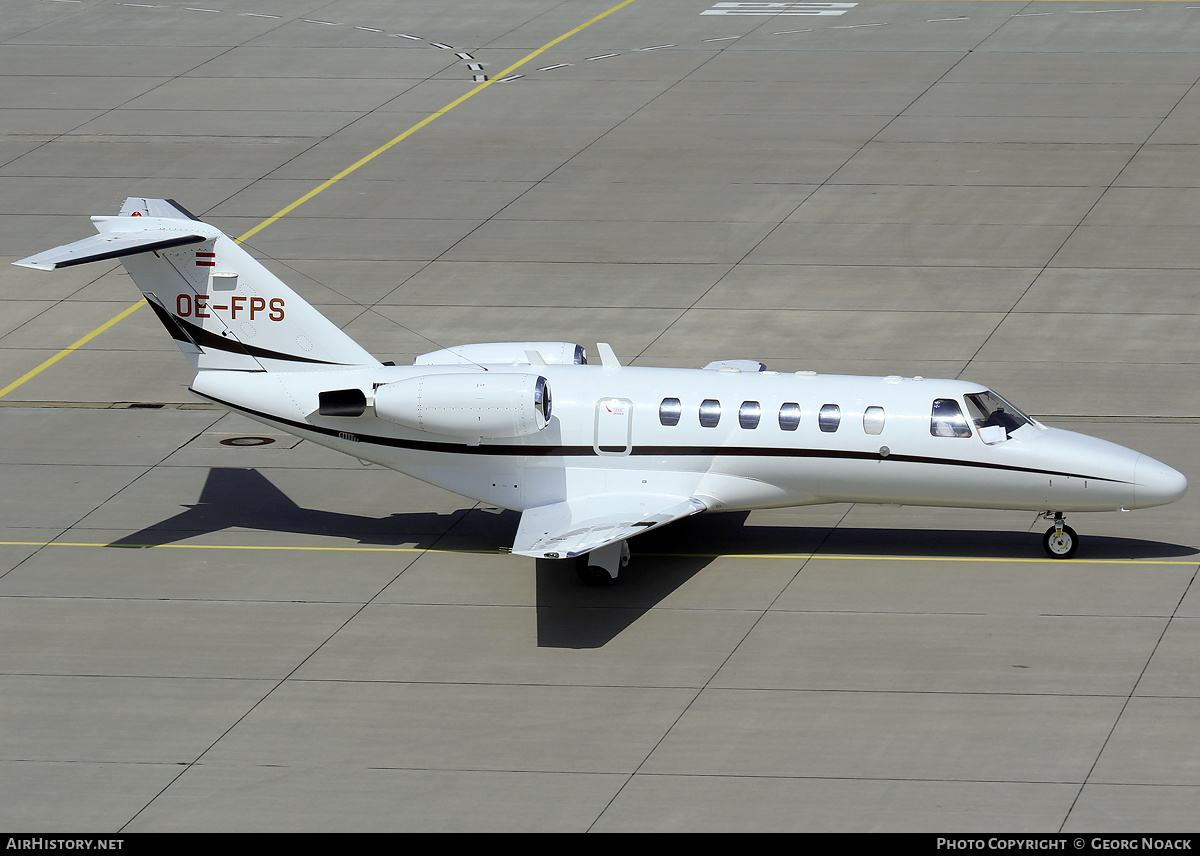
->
{"left": 818, "top": 404, "right": 841, "bottom": 433}
{"left": 863, "top": 406, "right": 885, "bottom": 435}
{"left": 931, "top": 398, "right": 972, "bottom": 438}
{"left": 778, "top": 402, "right": 801, "bottom": 431}
{"left": 739, "top": 401, "right": 761, "bottom": 429}
{"left": 699, "top": 399, "right": 722, "bottom": 428}
{"left": 659, "top": 398, "right": 681, "bottom": 427}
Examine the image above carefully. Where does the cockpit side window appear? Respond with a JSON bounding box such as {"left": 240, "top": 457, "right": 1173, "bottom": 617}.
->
{"left": 964, "top": 390, "right": 1032, "bottom": 439}
{"left": 931, "top": 399, "right": 972, "bottom": 438}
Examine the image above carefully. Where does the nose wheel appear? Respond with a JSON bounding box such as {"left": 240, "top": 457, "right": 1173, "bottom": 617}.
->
{"left": 1041, "top": 513, "right": 1078, "bottom": 559}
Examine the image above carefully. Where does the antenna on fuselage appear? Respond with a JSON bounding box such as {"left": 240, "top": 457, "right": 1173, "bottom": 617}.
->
{"left": 597, "top": 343, "right": 621, "bottom": 368}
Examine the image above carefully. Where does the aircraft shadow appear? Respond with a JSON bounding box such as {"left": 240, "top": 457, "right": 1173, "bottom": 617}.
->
{"left": 532, "top": 538, "right": 726, "bottom": 649}
{"left": 106, "top": 467, "right": 469, "bottom": 550}
{"left": 530, "top": 515, "right": 1196, "bottom": 647}
{"left": 104, "top": 467, "right": 718, "bottom": 648}
{"left": 105, "top": 469, "right": 1195, "bottom": 649}
{"left": 635, "top": 513, "right": 1198, "bottom": 562}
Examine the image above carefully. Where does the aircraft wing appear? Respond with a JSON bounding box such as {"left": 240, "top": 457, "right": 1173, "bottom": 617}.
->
{"left": 511, "top": 493, "right": 706, "bottom": 559}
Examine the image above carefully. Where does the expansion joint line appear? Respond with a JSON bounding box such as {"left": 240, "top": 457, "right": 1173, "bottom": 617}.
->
{"left": 0, "top": 0, "right": 640, "bottom": 401}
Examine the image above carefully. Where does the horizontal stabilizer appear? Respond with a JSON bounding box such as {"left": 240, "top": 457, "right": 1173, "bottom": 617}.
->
{"left": 14, "top": 229, "right": 207, "bottom": 270}
{"left": 512, "top": 493, "right": 706, "bottom": 558}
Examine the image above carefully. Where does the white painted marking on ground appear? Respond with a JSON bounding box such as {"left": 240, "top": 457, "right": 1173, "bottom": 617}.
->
{"left": 831, "top": 22, "right": 885, "bottom": 28}
{"left": 773, "top": 29, "right": 813, "bottom": 34}
{"left": 1011, "top": 12, "right": 1053, "bottom": 16}
{"left": 702, "top": 2, "right": 856, "bottom": 16}
{"left": 586, "top": 53, "right": 620, "bottom": 61}
{"left": 1070, "top": 7, "right": 1140, "bottom": 11}
{"left": 498, "top": 74, "right": 524, "bottom": 82}
{"left": 538, "top": 63, "right": 572, "bottom": 71}
{"left": 640, "top": 44, "right": 676, "bottom": 50}
{"left": 473, "top": 74, "right": 489, "bottom": 82}
{"left": 927, "top": 17, "right": 967, "bottom": 22}
{"left": 703, "top": 36, "right": 741, "bottom": 41}
{"left": 95, "top": 3, "right": 513, "bottom": 87}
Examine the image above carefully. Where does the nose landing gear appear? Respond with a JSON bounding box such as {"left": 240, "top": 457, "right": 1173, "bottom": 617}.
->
{"left": 1041, "top": 512, "right": 1078, "bottom": 559}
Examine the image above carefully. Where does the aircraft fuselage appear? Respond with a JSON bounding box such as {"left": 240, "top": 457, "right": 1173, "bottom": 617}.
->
{"left": 190, "top": 362, "right": 1185, "bottom": 519}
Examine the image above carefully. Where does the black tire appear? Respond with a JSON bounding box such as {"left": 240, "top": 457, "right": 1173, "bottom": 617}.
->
{"left": 1042, "top": 524, "right": 1079, "bottom": 559}
{"left": 575, "top": 558, "right": 616, "bottom": 586}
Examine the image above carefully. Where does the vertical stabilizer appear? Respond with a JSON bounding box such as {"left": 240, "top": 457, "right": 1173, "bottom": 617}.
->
{"left": 14, "top": 200, "right": 381, "bottom": 373}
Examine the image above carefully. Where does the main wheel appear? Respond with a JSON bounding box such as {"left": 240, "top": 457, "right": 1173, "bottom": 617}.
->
{"left": 1042, "top": 524, "right": 1079, "bottom": 559}
{"left": 575, "top": 558, "right": 616, "bottom": 586}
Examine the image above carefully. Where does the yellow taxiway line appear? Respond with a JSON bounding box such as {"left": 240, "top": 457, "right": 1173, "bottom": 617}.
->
{"left": 1, "top": 540, "right": 1195, "bottom": 565}
{"left": 0, "top": 0, "right": 638, "bottom": 401}
{"left": 0, "top": 299, "right": 147, "bottom": 400}
{"left": 235, "top": 0, "right": 638, "bottom": 246}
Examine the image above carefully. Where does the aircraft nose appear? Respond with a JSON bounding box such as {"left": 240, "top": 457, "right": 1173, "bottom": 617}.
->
{"left": 1134, "top": 455, "right": 1188, "bottom": 508}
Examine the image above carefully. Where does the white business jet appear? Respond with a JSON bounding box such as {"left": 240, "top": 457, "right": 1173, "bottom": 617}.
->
{"left": 15, "top": 199, "right": 1187, "bottom": 583}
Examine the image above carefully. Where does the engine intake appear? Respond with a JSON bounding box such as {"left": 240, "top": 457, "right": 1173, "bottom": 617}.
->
{"left": 373, "top": 373, "right": 551, "bottom": 439}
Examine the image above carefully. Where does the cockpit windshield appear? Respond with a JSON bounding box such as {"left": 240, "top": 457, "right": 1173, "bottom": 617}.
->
{"left": 964, "top": 390, "right": 1033, "bottom": 440}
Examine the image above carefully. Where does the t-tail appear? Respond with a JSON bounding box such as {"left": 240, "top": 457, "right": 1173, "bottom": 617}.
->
{"left": 14, "top": 198, "right": 380, "bottom": 373}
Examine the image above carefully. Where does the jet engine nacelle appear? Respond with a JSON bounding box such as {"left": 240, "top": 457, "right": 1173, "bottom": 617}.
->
{"left": 373, "top": 372, "right": 552, "bottom": 439}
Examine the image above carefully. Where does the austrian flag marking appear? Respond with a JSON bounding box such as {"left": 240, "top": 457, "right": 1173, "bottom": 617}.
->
{"left": 195, "top": 251, "right": 216, "bottom": 267}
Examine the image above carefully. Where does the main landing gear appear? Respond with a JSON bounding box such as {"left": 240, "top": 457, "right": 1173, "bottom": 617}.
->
{"left": 575, "top": 540, "right": 630, "bottom": 586}
{"left": 1041, "top": 512, "right": 1079, "bottom": 559}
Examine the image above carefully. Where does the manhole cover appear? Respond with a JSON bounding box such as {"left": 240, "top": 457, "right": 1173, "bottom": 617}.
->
{"left": 219, "top": 436, "right": 276, "bottom": 447}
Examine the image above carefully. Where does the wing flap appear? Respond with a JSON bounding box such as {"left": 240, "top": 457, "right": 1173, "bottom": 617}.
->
{"left": 512, "top": 493, "right": 706, "bottom": 559}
